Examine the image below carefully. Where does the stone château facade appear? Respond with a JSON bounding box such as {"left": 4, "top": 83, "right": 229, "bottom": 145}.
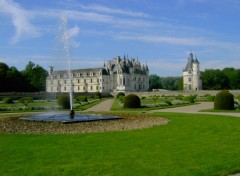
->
{"left": 183, "top": 53, "right": 202, "bottom": 90}
{"left": 46, "top": 56, "right": 149, "bottom": 93}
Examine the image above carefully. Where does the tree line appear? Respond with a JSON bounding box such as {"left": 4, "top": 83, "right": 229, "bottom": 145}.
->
{"left": 149, "top": 67, "right": 240, "bottom": 91}
{"left": 201, "top": 68, "right": 240, "bottom": 90}
{"left": 1, "top": 61, "right": 240, "bottom": 92}
{"left": 0, "top": 61, "right": 48, "bottom": 92}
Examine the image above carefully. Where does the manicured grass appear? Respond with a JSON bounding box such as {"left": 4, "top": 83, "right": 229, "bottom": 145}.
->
{"left": 1, "top": 112, "right": 240, "bottom": 175}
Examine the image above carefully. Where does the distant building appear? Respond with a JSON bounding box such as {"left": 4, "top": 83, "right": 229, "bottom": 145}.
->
{"left": 46, "top": 56, "right": 149, "bottom": 93}
{"left": 183, "top": 53, "right": 202, "bottom": 90}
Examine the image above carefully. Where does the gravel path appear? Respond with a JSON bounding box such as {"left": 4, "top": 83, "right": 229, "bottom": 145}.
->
{"left": 151, "top": 102, "right": 240, "bottom": 117}
{"left": 83, "top": 99, "right": 114, "bottom": 112}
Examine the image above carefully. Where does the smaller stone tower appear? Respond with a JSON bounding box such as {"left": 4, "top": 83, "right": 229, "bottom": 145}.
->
{"left": 183, "top": 52, "right": 202, "bottom": 90}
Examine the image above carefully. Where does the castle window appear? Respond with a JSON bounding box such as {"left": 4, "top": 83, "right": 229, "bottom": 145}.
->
{"left": 77, "top": 73, "right": 80, "bottom": 77}
{"left": 119, "top": 78, "right": 122, "bottom": 85}
{"left": 78, "top": 79, "right": 80, "bottom": 83}
{"left": 90, "top": 86, "right": 93, "bottom": 90}
{"left": 96, "top": 86, "right": 98, "bottom": 90}
{"left": 188, "top": 70, "right": 191, "bottom": 74}
{"left": 188, "top": 78, "right": 191, "bottom": 82}
{"left": 90, "top": 72, "right": 93, "bottom": 76}
{"left": 90, "top": 79, "right": 93, "bottom": 83}
{"left": 64, "top": 80, "right": 67, "bottom": 84}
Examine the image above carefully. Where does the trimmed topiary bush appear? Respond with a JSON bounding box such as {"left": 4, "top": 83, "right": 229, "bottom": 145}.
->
{"left": 58, "top": 94, "right": 70, "bottom": 109}
{"left": 183, "top": 95, "right": 197, "bottom": 103}
{"left": 214, "top": 90, "right": 234, "bottom": 110}
{"left": 117, "top": 92, "right": 125, "bottom": 99}
{"left": 19, "top": 97, "right": 33, "bottom": 106}
{"left": 3, "top": 98, "right": 14, "bottom": 104}
{"left": 94, "top": 92, "right": 102, "bottom": 99}
{"left": 124, "top": 94, "right": 141, "bottom": 108}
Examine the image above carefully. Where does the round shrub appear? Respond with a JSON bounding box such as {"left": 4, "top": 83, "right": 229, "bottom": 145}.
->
{"left": 183, "top": 95, "right": 196, "bottom": 103}
{"left": 76, "top": 95, "right": 88, "bottom": 102}
{"left": 118, "top": 95, "right": 125, "bottom": 103}
{"left": 206, "top": 95, "right": 215, "bottom": 102}
{"left": 19, "top": 97, "right": 33, "bottom": 106}
{"left": 124, "top": 94, "right": 141, "bottom": 108}
{"left": 3, "top": 98, "right": 14, "bottom": 104}
{"left": 94, "top": 92, "right": 102, "bottom": 99}
{"left": 58, "top": 94, "right": 70, "bottom": 109}
{"left": 117, "top": 92, "right": 125, "bottom": 99}
{"left": 214, "top": 90, "right": 234, "bottom": 110}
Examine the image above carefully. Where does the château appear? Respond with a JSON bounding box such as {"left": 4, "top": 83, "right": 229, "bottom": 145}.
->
{"left": 46, "top": 56, "right": 149, "bottom": 93}
{"left": 183, "top": 52, "right": 202, "bottom": 90}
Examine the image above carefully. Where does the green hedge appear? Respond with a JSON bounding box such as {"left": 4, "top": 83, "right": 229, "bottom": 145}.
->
{"left": 214, "top": 90, "right": 234, "bottom": 110}
{"left": 124, "top": 94, "right": 140, "bottom": 108}
{"left": 58, "top": 94, "right": 70, "bottom": 109}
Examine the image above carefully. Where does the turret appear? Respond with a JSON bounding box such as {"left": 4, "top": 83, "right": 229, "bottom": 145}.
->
{"left": 49, "top": 66, "right": 53, "bottom": 75}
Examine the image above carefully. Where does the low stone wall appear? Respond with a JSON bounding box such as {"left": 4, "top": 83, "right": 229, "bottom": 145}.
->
{"left": 0, "top": 92, "right": 112, "bottom": 100}
{"left": 111, "top": 90, "right": 240, "bottom": 98}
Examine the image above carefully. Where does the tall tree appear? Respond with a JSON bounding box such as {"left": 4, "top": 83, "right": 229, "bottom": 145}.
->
{"left": 0, "top": 62, "right": 9, "bottom": 91}
{"left": 22, "top": 61, "right": 48, "bottom": 91}
{"left": 149, "top": 74, "right": 162, "bottom": 90}
{"left": 201, "top": 69, "right": 230, "bottom": 90}
{"left": 222, "top": 67, "right": 240, "bottom": 89}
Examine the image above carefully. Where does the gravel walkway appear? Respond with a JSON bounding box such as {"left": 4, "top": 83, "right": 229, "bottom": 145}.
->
{"left": 83, "top": 99, "right": 114, "bottom": 112}
{"left": 151, "top": 102, "right": 240, "bottom": 117}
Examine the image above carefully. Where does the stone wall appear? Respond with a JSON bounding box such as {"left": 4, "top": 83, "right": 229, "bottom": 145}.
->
{"left": 111, "top": 90, "right": 240, "bottom": 98}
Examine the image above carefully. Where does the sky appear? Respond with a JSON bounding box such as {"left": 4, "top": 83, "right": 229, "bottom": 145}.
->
{"left": 0, "top": 0, "right": 240, "bottom": 76}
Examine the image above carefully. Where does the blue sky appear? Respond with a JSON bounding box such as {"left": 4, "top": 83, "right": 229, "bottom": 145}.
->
{"left": 0, "top": 0, "right": 240, "bottom": 76}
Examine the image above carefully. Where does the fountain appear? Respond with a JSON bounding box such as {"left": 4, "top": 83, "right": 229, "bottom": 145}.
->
{"left": 60, "top": 16, "right": 74, "bottom": 118}
{"left": 20, "top": 16, "right": 121, "bottom": 123}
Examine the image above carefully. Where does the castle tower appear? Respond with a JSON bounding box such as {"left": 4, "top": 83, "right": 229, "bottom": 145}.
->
{"left": 183, "top": 53, "right": 202, "bottom": 90}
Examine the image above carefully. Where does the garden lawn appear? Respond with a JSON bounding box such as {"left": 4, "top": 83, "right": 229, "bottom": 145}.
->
{"left": 1, "top": 112, "right": 240, "bottom": 175}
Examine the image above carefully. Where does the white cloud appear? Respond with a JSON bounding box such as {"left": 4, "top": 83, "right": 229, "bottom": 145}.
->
{"left": 80, "top": 4, "right": 150, "bottom": 18}
{"left": 68, "top": 26, "right": 80, "bottom": 47}
{"left": 0, "top": 0, "right": 40, "bottom": 44}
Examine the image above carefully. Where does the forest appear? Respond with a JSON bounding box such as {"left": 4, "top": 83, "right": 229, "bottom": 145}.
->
{"left": 0, "top": 61, "right": 48, "bottom": 92}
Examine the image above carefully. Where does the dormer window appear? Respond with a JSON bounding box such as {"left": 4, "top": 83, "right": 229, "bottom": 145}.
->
{"left": 77, "top": 73, "right": 80, "bottom": 77}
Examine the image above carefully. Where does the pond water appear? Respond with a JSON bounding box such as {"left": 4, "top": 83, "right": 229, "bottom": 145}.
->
{"left": 20, "top": 113, "right": 121, "bottom": 124}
